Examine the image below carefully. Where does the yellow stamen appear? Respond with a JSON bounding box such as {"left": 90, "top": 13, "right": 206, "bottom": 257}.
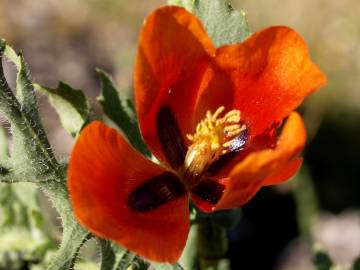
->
{"left": 184, "top": 106, "right": 246, "bottom": 177}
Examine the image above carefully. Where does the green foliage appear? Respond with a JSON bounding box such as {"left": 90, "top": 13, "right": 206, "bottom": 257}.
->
{"left": 96, "top": 69, "right": 150, "bottom": 156}
{"left": 0, "top": 38, "right": 91, "bottom": 270}
{"left": 35, "top": 82, "right": 91, "bottom": 138}
{"left": 0, "top": 40, "right": 61, "bottom": 184}
{"left": 1, "top": 39, "right": 181, "bottom": 270}
{"left": 168, "top": 0, "right": 251, "bottom": 47}
{"left": 99, "top": 240, "right": 137, "bottom": 270}
{"left": 0, "top": 0, "right": 253, "bottom": 269}
{"left": 0, "top": 183, "right": 57, "bottom": 269}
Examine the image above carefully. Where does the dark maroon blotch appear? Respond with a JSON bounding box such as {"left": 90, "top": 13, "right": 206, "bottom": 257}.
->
{"left": 127, "top": 172, "right": 186, "bottom": 212}
{"left": 156, "top": 106, "right": 187, "bottom": 168}
{"left": 191, "top": 179, "right": 226, "bottom": 206}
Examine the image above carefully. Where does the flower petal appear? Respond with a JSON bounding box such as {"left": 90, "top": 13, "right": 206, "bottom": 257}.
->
{"left": 216, "top": 26, "right": 326, "bottom": 137}
{"left": 213, "top": 112, "right": 306, "bottom": 210}
{"left": 262, "top": 158, "right": 303, "bottom": 186}
{"left": 134, "top": 6, "right": 215, "bottom": 166}
{"left": 190, "top": 178, "right": 227, "bottom": 213}
{"left": 67, "top": 121, "right": 189, "bottom": 263}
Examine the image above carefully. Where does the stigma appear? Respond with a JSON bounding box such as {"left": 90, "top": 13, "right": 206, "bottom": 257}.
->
{"left": 184, "top": 106, "right": 246, "bottom": 177}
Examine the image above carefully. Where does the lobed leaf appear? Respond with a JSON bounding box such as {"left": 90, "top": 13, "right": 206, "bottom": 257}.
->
{"left": 35, "top": 82, "right": 91, "bottom": 138}
{"left": 0, "top": 38, "right": 61, "bottom": 183}
{"left": 96, "top": 69, "right": 150, "bottom": 156}
{"left": 99, "top": 240, "right": 137, "bottom": 270}
{"left": 1, "top": 38, "right": 91, "bottom": 270}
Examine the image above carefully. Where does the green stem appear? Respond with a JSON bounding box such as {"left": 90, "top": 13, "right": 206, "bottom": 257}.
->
{"left": 197, "top": 221, "right": 229, "bottom": 270}
{"left": 293, "top": 165, "right": 319, "bottom": 243}
{"left": 42, "top": 181, "right": 91, "bottom": 270}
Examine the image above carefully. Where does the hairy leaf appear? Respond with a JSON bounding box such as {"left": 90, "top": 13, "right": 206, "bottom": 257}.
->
{"left": 0, "top": 39, "right": 61, "bottom": 183}
{"left": 1, "top": 38, "right": 91, "bottom": 270}
{"left": 0, "top": 127, "right": 8, "bottom": 161}
{"left": 35, "top": 82, "right": 91, "bottom": 137}
{"left": 99, "top": 240, "right": 137, "bottom": 270}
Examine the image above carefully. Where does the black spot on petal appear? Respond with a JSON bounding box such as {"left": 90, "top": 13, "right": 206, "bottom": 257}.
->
{"left": 156, "top": 106, "right": 187, "bottom": 168}
{"left": 191, "top": 179, "right": 226, "bottom": 206}
{"left": 127, "top": 172, "right": 187, "bottom": 212}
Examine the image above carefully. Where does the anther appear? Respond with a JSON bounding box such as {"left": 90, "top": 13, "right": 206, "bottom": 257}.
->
{"left": 184, "top": 106, "right": 247, "bottom": 179}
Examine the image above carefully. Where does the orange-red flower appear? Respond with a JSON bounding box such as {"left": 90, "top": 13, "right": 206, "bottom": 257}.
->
{"left": 68, "top": 6, "right": 326, "bottom": 263}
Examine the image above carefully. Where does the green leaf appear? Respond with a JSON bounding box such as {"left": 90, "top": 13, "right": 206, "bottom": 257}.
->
{"left": 99, "top": 240, "right": 137, "bottom": 270}
{"left": 0, "top": 182, "right": 57, "bottom": 268}
{"left": 1, "top": 49, "right": 53, "bottom": 181}
{"left": 35, "top": 82, "right": 91, "bottom": 138}
{"left": 0, "top": 126, "right": 8, "bottom": 160}
{"left": 169, "top": 0, "right": 251, "bottom": 47}
{"left": 3, "top": 42, "right": 39, "bottom": 117}
{"left": 0, "top": 39, "right": 61, "bottom": 182}
{"left": 0, "top": 39, "right": 60, "bottom": 183}
{"left": 1, "top": 38, "right": 91, "bottom": 270}
{"left": 131, "top": 257, "right": 150, "bottom": 270}
{"left": 0, "top": 126, "right": 10, "bottom": 177}
{"left": 99, "top": 240, "right": 118, "bottom": 270}
{"left": 96, "top": 69, "right": 150, "bottom": 156}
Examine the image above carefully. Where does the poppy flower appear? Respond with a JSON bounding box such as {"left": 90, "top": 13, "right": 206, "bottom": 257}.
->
{"left": 68, "top": 6, "right": 326, "bottom": 263}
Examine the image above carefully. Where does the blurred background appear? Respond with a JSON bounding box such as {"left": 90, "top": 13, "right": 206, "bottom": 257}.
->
{"left": 0, "top": 0, "right": 359, "bottom": 269}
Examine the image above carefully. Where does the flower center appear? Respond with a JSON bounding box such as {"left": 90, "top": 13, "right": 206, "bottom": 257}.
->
{"left": 184, "top": 106, "right": 246, "bottom": 179}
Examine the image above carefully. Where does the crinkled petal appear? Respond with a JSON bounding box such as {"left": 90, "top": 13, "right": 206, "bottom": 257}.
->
{"left": 213, "top": 112, "right": 306, "bottom": 210}
{"left": 67, "top": 121, "right": 189, "bottom": 263}
{"left": 215, "top": 26, "right": 326, "bottom": 138}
